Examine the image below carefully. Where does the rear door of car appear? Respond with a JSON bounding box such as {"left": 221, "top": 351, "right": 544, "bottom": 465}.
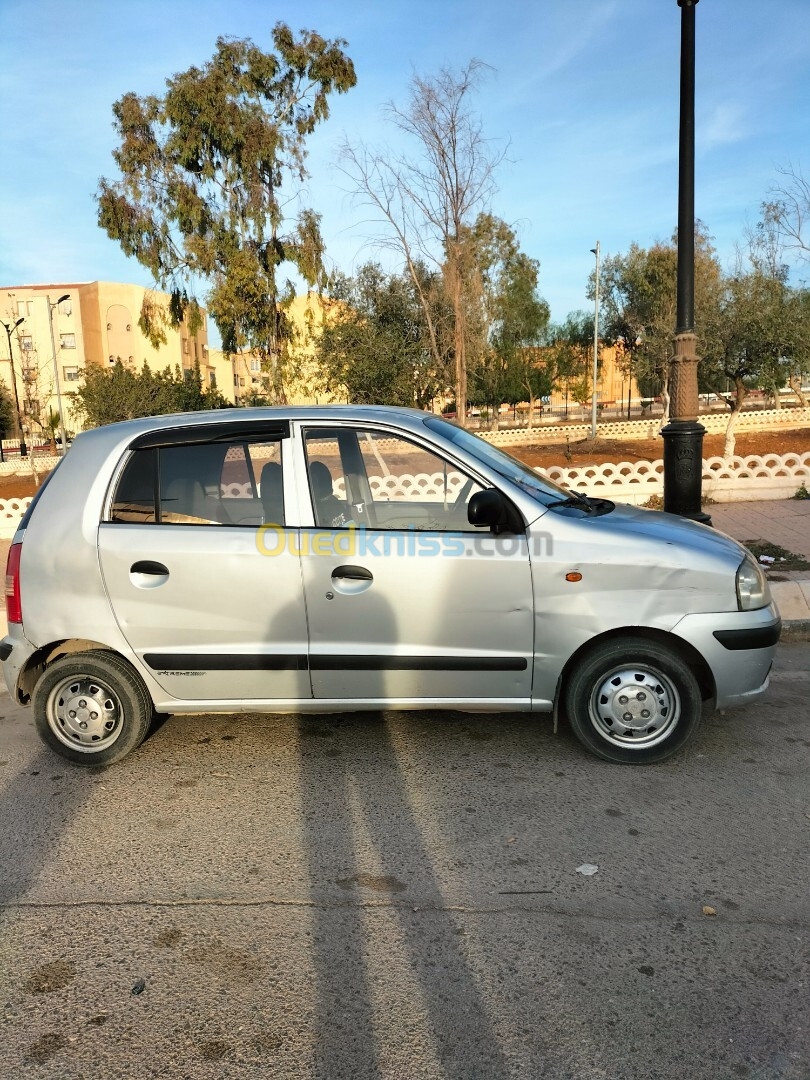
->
{"left": 97, "top": 420, "right": 310, "bottom": 702}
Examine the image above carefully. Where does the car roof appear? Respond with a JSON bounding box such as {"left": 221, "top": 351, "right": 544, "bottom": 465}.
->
{"left": 71, "top": 405, "right": 434, "bottom": 451}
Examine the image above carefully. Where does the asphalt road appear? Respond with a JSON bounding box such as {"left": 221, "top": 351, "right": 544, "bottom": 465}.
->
{"left": 1, "top": 646, "right": 808, "bottom": 1080}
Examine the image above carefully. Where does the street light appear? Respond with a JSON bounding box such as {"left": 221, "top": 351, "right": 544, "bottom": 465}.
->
{"left": 46, "top": 293, "right": 71, "bottom": 455}
{"left": 661, "top": 0, "right": 709, "bottom": 523}
{"left": 590, "top": 242, "right": 600, "bottom": 440}
{"left": 627, "top": 335, "right": 642, "bottom": 420}
{"left": 1, "top": 316, "right": 28, "bottom": 457}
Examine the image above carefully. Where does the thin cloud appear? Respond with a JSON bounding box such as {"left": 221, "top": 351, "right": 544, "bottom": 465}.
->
{"left": 698, "top": 103, "right": 748, "bottom": 152}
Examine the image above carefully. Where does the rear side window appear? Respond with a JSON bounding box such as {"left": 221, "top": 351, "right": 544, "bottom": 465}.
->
{"left": 110, "top": 450, "right": 156, "bottom": 523}
{"left": 109, "top": 439, "right": 284, "bottom": 526}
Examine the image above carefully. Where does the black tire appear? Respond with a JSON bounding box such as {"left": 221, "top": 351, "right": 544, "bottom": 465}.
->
{"left": 564, "top": 636, "right": 703, "bottom": 764}
{"left": 32, "top": 650, "right": 153, "bottom": 766}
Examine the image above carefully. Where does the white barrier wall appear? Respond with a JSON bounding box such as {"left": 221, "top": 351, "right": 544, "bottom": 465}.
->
{"left": 3, "top": 450, "right": 808, "bottom": 537}
{"left": 482, "top": 407, "right": 810, "bottom": 446}
{"left": 543, "top": 453, "right": 810, "bottom": 505}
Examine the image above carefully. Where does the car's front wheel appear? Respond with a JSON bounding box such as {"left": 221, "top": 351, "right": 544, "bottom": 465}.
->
{"left": 33, "top": 651, "right": 153, "bottom": 766}
{"left": 564, "top": 637, "right": 703, "bottom": 764}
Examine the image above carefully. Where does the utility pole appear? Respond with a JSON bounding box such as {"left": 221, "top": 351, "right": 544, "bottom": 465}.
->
{"left": 661, "top": 0, "right": 710, "bottom": 523}
{"left": 590, "top": 241, "right": 600, "bottom": 440}
{"left": 46, "top": 294, "right": 71, "bottom": 455}
{"left": 1, "top": 317, "right": 27, "bottom": 457}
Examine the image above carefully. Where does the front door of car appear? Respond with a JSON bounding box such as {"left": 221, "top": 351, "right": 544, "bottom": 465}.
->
{"left": 296, "top": 425, "right": 534, "bottom": 704}
{"left": 97, "top": 424, "right": 309, "bottom": 702}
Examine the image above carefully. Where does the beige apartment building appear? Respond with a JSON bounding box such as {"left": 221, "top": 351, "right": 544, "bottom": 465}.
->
{"left": 213, "top": 293, "right": 339, "bottom": 406}
{"left": 0, "top": 280, "right": 234, "bottom": 440}
{"left": 539, "top": 343, "right": 643, "bottom": 418}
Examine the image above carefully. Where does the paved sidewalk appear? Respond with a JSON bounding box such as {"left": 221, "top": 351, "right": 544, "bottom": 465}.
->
{"left": 711, "top": 499, "right": 810, "bottom": 559}
{"left": 708, "top": 501, "right": 810, "bottom": 627}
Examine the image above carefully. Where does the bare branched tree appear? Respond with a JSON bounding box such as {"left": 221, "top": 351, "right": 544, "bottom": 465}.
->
{"left": 762, "top": 163, "right": 810, "bottom": 263}
{"left": 341, "top": 60, "right": 505, "bottom": 423}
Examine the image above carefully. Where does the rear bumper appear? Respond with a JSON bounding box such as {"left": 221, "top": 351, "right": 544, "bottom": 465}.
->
{"left": 0, "top": 629, "right": 37, "bottom": 702}
{"left": 671, "top": 602, "right": 781, "bottom": 710}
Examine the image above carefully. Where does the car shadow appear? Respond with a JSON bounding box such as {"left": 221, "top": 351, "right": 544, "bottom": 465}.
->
{"left": 289, "top": 581, "right": 515, "bottom": 1080}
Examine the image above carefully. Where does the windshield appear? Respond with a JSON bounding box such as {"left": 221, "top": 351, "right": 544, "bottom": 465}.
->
{"left": 423, "top": 416, "right": 571, "bottom": 504}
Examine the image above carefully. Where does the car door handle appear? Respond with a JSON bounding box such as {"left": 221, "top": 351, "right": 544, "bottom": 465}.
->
{"left": 330, "top": 564, "right": 373, "bottom": 596}
{"left": 131, "top": 561, "right": 169, "bottom": 576}
{"left": 332, "top": 565, "right": 373, "bottom": 581}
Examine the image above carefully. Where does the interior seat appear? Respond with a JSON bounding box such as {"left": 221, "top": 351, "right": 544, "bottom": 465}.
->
{"left": 260, "top": 462, "right": 284, "bottom": 525}
{"left": 309, "top": 461, "right": 347, "bottom": 527}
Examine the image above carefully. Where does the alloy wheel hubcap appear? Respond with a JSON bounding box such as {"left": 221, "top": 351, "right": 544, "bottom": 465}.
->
{"left": 47, "top": 677, "right": 123, "bottom": 753}
{"left": 589, "top": 666, "right": 680, "bottom": 749}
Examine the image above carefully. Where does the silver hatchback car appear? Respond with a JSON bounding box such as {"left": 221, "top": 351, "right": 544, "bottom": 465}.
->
{"left": 2, "top": 406, "right": 780, "bottom": 766}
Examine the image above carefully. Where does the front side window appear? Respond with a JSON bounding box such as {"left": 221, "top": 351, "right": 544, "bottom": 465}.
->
{"left": 60, "top": 333, "right": 76, "bottom": 349}
{"left": 303, "top": 427, "right": 483, "bottom": 532}
{"left": 423, "top": 416, "right": 569, "bottom": 503}
{"left": 110, "top": 437, "right": 284, "bottom": 526}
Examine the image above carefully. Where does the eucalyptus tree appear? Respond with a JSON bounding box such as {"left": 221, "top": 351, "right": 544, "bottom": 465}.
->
{"left": 464, "top": 214, "right": 550, "bottom": 428}
{"left": 97, "top": 24, "right": 356, "bottom": 402}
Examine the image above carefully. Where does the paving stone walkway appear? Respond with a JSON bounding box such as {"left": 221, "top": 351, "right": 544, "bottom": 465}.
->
{"left": 710, "top": 499, "right": 810, "bottom": 559}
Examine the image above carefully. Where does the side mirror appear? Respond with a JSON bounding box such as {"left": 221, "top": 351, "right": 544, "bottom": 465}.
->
{"left": 467, "top": 488, "right": 522, "bottom": 534}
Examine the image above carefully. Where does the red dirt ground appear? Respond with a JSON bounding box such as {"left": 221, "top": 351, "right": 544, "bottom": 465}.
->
{"left": 0, "top": 426, "right": 807, "bottom": 500}
{"left": 508, "top": 427, "right": 810, "bottom": 470}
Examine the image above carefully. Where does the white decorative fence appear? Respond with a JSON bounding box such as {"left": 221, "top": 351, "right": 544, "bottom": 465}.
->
{"left": 0, "top": 455, "right": 61, "bottom": 477}
{"left": 543, "top": 453, "right": 810, "bottom": 505}
{"left": 1, "top": 498, "right": 33, "bottom": 538}
{"left": 482, "top": 406, "right": 810, "bottom": 446}
{"left": 2, "top": 452, "right": 808, "bottom": 537}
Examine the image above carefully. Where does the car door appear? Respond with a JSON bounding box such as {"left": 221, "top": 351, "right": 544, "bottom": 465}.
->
{"left": 297, "top": 424, "right": 534, "bottom": 704}
{"left": 97, "top": 421, "right": 310, "bottom": 702}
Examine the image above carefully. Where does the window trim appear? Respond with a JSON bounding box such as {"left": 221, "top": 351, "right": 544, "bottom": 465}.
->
{"left": 105, "top": 426, "right": 289, "bottom": 526}
{"left": 129, "top": 419, "right": 289, "bottom": 450}
{"left": 300, "top": 422, "right": 501, "bottom": 535}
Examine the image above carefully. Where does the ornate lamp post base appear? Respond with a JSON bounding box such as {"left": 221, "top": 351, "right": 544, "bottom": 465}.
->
{"left": 663, "top": 328, "right": 711, "bottom": 524}
{"left": 661, "top": 419, "right": 710, "bottom": 523}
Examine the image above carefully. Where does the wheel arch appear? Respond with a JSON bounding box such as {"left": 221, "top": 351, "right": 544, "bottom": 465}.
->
{"left": 17, "top": 639, "right": 124, "bottom": 704}
{"left": 553, "top": 625, "right": 716, "bottom": 713}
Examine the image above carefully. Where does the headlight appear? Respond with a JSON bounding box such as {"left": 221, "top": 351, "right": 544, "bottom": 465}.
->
{"left": 736, "top": 553, "right": 771, "bottom": 611}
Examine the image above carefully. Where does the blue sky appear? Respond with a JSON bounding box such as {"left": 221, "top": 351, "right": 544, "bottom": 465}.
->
{"left": 2, "top": 0, "right": 809, "bottom": 334}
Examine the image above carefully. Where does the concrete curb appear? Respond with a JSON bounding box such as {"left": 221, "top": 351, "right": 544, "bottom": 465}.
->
{"left": 769, "top": 579, "right": 810, "bottom": 631}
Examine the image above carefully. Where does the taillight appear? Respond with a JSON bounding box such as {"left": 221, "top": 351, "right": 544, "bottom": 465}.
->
{"left": 5, "top": 542, "right": 22, "bottom": 624}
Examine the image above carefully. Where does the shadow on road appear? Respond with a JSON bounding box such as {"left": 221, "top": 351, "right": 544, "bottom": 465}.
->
{"left": 0, "top": 743, "right": 99, "bottom": 908}
{"left": 297, "top": 709, "right": 514, "bottom": 1080}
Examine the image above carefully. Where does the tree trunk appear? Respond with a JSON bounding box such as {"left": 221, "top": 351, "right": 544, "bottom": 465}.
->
{"left": 789, "top": 373, "right": 808, "bottom": 408}
{"left": 28, "top": 445, "right": 39, "bottom": 487}
{"left": 452, "top": 272, "right": 466, "bottom": 427}
{"left": 770, "top": 382, "right": 782, "bottom": 411}
{"left": 659, "top": 383, "right": 671, "bottom": 432}
{"left": 723, "top": 378, "right": 747, "bottom": 458}
{"left": 526, "top": 391, "right": 535, "bottom": 430}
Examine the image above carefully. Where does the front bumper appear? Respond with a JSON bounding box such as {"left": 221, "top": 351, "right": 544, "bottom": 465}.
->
{"left": 671, "top": 602, "right": 781, "bottom": 710}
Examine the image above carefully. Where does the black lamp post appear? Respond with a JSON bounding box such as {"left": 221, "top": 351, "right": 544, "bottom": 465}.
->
{"left": 1, "top": 317, "right": 27, "bottom": 457}
{"left": 47, "top": 293, "right": 71, "bottom": 455}
{"left": 661, "top": 0, "right": 711, "bottom": 524}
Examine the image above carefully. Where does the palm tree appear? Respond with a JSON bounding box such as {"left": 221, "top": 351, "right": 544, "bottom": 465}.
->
{"left": 43, "top": 410, "right": 61, "bottom": 453}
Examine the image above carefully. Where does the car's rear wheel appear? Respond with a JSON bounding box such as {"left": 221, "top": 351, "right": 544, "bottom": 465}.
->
{"left": 33, "top": 651, "right": 153, "bottom": 766}
{"left": 564, "top": 637, "right": 703, "bottom": 764}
